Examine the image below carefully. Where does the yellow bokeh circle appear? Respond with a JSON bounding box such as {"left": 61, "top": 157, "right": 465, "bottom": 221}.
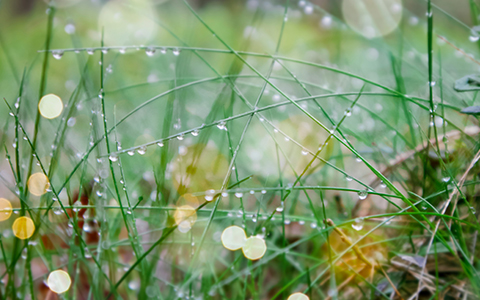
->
{"left": 28, "top": 173, "right": 50, "bottom": 196}
{"left": 221, "top": 226, "right": 247, "bottom": 251}
{"left": 47, "top": 270, "right": 72, "bottom": 294}
{"left": 12, "top": 216, "right": 35, "bottom": 239}
{"left": 38, "top": 94, "right": 63, "bottom": 119}
{"left": 242, "top": 236, "right": 267, "bottom": 260}
{"left": 0, "top": 198, "right": 12, "bottom": 221}
{"left": 288, "top": 292, "right": 310, "bottom": 300}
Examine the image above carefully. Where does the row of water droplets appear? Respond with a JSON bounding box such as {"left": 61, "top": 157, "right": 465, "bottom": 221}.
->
{"left": 51, "top": 46, "right": 183, "bottom": 60}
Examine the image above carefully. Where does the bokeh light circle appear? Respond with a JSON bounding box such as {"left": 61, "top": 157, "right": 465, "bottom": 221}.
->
{"left": 221, "top": 226, "right": 247, "bottom": 251}
{"left": 38, "top": 94, "right": 63, "bottom": 119}
{"left": 342, "top": 0, "right": 403, "bottom": 39}
{"left": 174, "top": 205, "right": 197, "bottom": 233}
{"left": 28, "top": 173, "right": 50, "bottom": 196}
{"left": 12, "top": 216, "right": 35, "bottom": 240}
{"left": 288, "top": 292, "right": 310, "bottom": 300}
{"left": 0, "top": 198, "right": 12, "bottom": 222}
{"left": 98, "top": 0, "right": 158, "bottom": 46}
{"left": 242, "top": 236, "right": 266, "bottom": 260}
{"left": 47, "top": 270, "right": 72, "bottom": 294}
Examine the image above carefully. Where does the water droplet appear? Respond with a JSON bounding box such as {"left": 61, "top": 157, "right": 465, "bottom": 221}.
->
{"left": 358, "top": 190, "right": 368, "bottom": 200}
{"left": 67, "top": 117, "right": 76, "bottom": 127}
{"left": 101, "top": 49, "right": 109, "bottom": 54}
{"left": 320, "top": 15, "right": 333, "bottom": 28}
{"left": 64, "top": 23, "right": 75, "bottom": 34}
{"left": 137, "top": 147, "right": 147, "bottom": 155}
{"left": 345, "top": 108, "right": 352, "bottom": 117}
{"left": 119, "top": 48, "right": 126, "bottom": 54}
{"left": 470, "top": 35, "right": 480, "bottom": 42}
{"left": 52, "top": 51, "right": 64, "bottom": 60}
{"left": 380, "top": 181, "right": 387, "bottom": 188}
{"left": 146, "top": 47, "right": 156, "bottom": 56}
{"left": 429, "top": 81, "right": 436, "bottom": 87}
{"left": 310, "top": 223, "right": 317, "bottom": 229}
{"left": 109, "top": 155, "right": 118, "bottom": 162}
{"left": 301, "top": 149, "right": 308, "bottom": 156}
{"left": 217, "top": 121, "right": 226, "bottom": 130}
{"left": 352, "top": 218, "right": 364, "bottom": 231}
{"left": 442, "top": 176, "right": 450, "bottom": 183}
{"left": 127, "top": 150, "right": 135, "bottom": 156}
{"left": 157, "top": 142, "right": 164, "bottom": 147}
{"left": 261, "top": 190, "right": 267, "bottom": 194}
{"left": 176, "top": 134, "right": 184, "bottom": 140}
{"left": 355, "top": 157, "right": 362, "bottom": 162}
{"left": 83, "top": 222, "right": 92, "bottom": 232}
{"left": 86, "top": 48, "right": 95, "bottom": 55}
{"left": 234, "top": 192, "right": 243, "bottom": 198}
{"left": 160, "top": 47, "right": 167, "bottom": 54}
{"left": 191, "top": 130, "right": 199, "bottom": 136}
{"left": 276, "top": 206, "right": 283, "bottom": 212}
{"left": 345, "top": 175, "right": 353, "bottom": 182}
{"left": 304, "top": 5, "right": 313, "bottom": 14}
{"left": 172, "top": 48, "right": 180, "bottom": 56}
{"left": 205, "top": 189, "right": 215, "bottom": 201}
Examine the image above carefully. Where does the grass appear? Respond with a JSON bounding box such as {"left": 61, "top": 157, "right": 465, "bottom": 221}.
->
{"left": 1, "top": 0, "right": 480, "bottom": 299}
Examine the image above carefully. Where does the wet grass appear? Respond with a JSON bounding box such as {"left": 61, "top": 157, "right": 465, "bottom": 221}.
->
{"left": 1, "top": 0, "right": 480, "bottom": 299}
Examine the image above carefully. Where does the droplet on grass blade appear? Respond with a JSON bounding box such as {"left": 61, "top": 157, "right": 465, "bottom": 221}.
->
{"left": 52, "top": 51, "right": 64, "bottom": 60}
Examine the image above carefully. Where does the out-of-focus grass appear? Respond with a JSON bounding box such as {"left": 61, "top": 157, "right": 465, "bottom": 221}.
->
{"left": 1, "top": 0, "right": 480, "bottom": 299}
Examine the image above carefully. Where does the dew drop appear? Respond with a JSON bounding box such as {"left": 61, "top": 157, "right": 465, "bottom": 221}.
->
{"left": 127, "top": 150, "right": 135, "bottom": 156}
{"left": 137, "top": 147, "right": 147, "bottom": 155}
{"left": 86, "top": 48, "right": 95, "bottom": 55}
{"left": 108, "top": 155, "right": 118, "bottom": 162}
{"left": 217, "top": 121, "right": 226, "bottom": 130}
{"left": 172, "top": 48, "right": 180, "bottom": 56}
{"left": 470, "top": 35, "right": 480, "bottom": 42}
{"left": 191, "top": 130, "right": 199, "bottom": 136}
{"left": 145, "top": 47, "right": 156, "bottom": 56}
{"left": 358, "top": 190, "right": 368, "bottom": 200}
{"left": 64, "top": 23, "right": 75, "bottom": 34}
{"left": 157, "top": 142, "right": 164, "bottom": 147}
{"left": 351, "top": 218, "right": 364, "bottom": 231}
{"left": 52, "top": 51, "right": 64, "bottom": 60}
{"left": 234, "top": 192, "right": 243, "bottom": 198}
{"left": 301, "top": 149, "right": 309, "bottom": 156}
{"left": 176, "top": 134, "right": 184, "bottom": 141}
